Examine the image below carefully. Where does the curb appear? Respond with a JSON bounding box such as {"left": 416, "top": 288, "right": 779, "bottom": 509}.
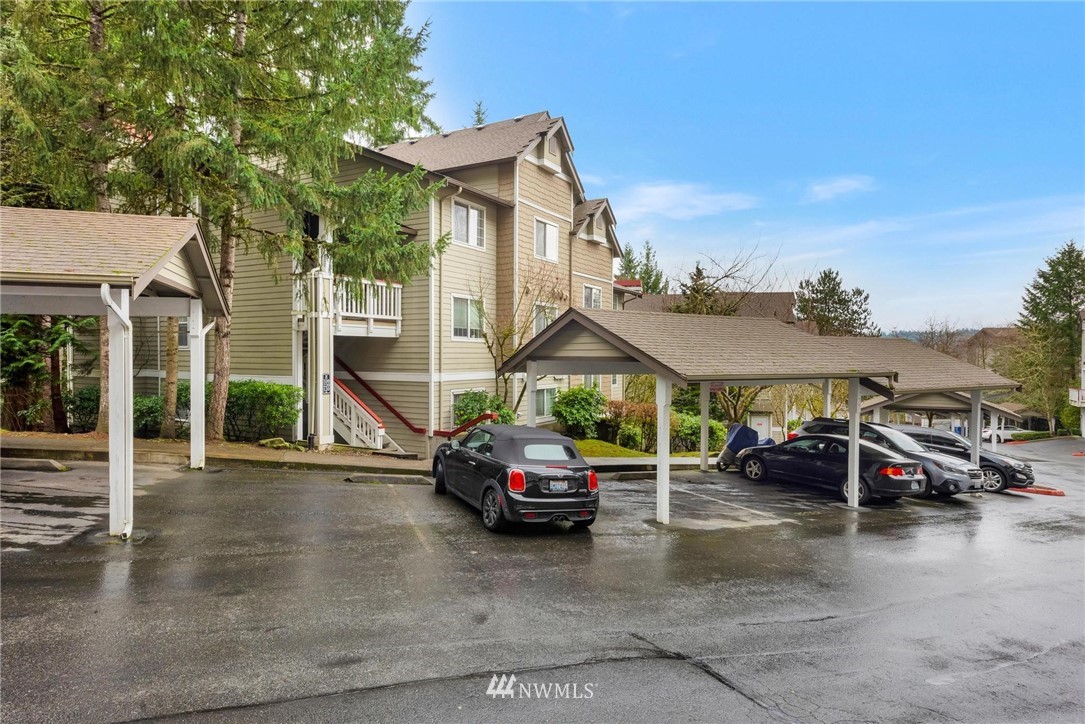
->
{"left": 2, "top": 457, "right": 71, "bottom": 473}
{"left": 0, "top": 446, "right": 429, "bottom": 477}
{"left": 1009, "top": 485, "right": 1066, "bottom": 497}
{"left": 344, "top": 473, "right": 432, "bottom": 486}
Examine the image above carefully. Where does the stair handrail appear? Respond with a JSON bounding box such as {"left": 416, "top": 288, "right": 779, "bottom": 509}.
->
{"left": 335, "top": 355, "right": 427, "bottom": 434}
{"left": 332, "top": 378, "right": 385, "bottom": 429}
{"left": 434, "top": 412, "right": 499, "bottom": 438}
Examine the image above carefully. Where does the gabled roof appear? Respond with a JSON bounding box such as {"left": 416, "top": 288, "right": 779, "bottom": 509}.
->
{"left": 861, "top": 391, "right": 1024, "bottom": 421}
{"left": 0, "top": 206, "right": 227, "bottom": 316}
{"left": 500, "top": 308, "right": 899, "bottom": 385}
{"left": 573, "top": 199, "right": 607, "bottom": 229}
{"left": 378, "top": 112, "right": 560, "bottom": 173}
{"left": 827, "top": 337, "right": 1019, "bottom": 394}
{"left": 626, "top": 292, "right": 798, "bottom": 324}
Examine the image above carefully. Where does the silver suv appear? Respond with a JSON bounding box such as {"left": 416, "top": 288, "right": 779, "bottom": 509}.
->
{"left": 794, "top": 418, "right": 984, "bottom": 497}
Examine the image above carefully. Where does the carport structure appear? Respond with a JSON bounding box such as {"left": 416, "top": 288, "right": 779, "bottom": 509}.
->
{"left": 502, "top": 310, "right": 1023, "bottom": 523}
{"left": 501, "top": 309, "right": 902, "bottom": 522}
{"left": 0, "top": 207, "right": 227, "bottom": 538}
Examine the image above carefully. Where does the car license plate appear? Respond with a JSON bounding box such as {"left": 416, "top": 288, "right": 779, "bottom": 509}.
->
{"left": 550, "top": 480, "right": 568, "bottom": 493}
{"left": 910, "top": 481, "right": 920, "bottom": 490}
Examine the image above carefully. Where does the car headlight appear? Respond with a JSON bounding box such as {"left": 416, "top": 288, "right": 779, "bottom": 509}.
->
{"left": 1010, "top": 461, "right": 1025, "bottom": 469}
{"left": 933, "top": 461, "right": 966, "bottom": 474}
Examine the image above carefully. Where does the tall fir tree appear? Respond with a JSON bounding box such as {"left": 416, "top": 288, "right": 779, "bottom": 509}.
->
{"left": 795, "top": 268, "right": 881, "bottom": 337}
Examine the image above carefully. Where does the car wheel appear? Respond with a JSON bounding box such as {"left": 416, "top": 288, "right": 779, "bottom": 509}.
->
{"left": 839, "top": 477, "right": 872, "bottom": 506}
{"left": 433, "top": 458, "right": 446, "bottom": 495}
{"left": 980, "top": 466, "right": 1008, "bottom": 493}
{"left": 741, "top": 456, "right": 766, "bottom": 481}
{"left": 572, "top": 518, "right": 595, "bottom": 529}
{"left": 481, "top": 488, "right": 506, "bottom": 533}
{"left": 716, "top": 459, "right": 725, "bottom": 472}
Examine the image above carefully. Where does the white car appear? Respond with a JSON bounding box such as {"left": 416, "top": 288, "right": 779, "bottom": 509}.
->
{"left": 982, "top": 425, "right": 1026, "bottom": 443}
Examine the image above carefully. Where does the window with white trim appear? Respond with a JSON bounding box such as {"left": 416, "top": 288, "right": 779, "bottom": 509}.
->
{"left": 532, "top": 303, "right": 557, "bottom": 337}
{"left": 452, "top": 295, "right": 483, "bottom": 340}
{"left": 452, "top": 201, "right": 485, "bottom": 248}
{"left": 534, "top": 218, "right": 558, "bottom": 261}
{"left": 535, "top": 387, "right": 557, "bottom": 418}
{"left": 584, "top": 375, "right": 600, "bottom": 390}
{"left": 583, "top": 284, "right": 602, "bottom": 309}
{"left": 177, "top": 317, "right": 189, "bottom": 350}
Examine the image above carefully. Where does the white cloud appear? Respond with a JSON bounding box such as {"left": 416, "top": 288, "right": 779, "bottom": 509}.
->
{"left": 804, "top": 175, "right": 878, "bottom": 203}
{"left": 614, "top": 182, "right": 758, "bottom": 223}
{"left": 578, "top": 172, "right": 605, "bottom": 186}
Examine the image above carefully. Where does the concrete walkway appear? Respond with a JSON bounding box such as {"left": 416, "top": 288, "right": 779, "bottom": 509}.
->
{"left": 0, "top": 432, "right": 705, "bottom": 475}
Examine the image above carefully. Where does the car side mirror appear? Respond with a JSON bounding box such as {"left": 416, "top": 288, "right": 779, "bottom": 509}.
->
{"left": 450, "top": 440, "right": 460, "bottom": 450}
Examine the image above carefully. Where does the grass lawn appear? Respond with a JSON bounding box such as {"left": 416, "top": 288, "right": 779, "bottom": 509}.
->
{"left": 573, "top": 439, "right": 717, "bottom": 458}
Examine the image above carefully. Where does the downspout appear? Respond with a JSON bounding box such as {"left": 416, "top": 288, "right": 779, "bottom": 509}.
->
{"left": 100, "top": 284, "right": 134, "bottom": 541}
{"left": 428, "top": 195, "right": 436, "bottom": 447}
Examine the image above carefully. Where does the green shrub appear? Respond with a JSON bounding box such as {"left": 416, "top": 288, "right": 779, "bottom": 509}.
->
{"left": 1009, "top": 431, "right": 1053, "bottom": 441}
{"left": 617, "top": 422, "right": 643, "bottom": 451}
{"left": 452, "top": 390, "right": 514, "bottom": 427}
{"left": 222, "top": 380, "right": 303, "bottom": 441}
{"left": 553, "top": 385, "right": 607, "bottom": 439}
{"left": 672, "top": 413, "right": 725, "bottom": 452}
{"left": 133, "top": 395, "right": 163, "bottom": 438}
{"left": 66, "top": 385, "right": 100, "bottom": 432}
{"left": 1058, "top": 405, "right": 1082, "bottom": 436}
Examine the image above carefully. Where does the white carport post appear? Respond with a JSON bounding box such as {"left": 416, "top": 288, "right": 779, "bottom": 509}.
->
{"left": 699, "top": 383, "right": 710, "bottom": 472}
{"left": 823, "top": 379, "right": 832, "bottom": 416}
{"left": 990, "top": 412, "right": 1000, "bottom": 452}
{"left": 656, "top": 376, "right": 672, "bottom": 524}
{"left": 102, "top": 285, "right": 133, "bottom": 539}
{"left": 188, "top": 298, "right": 209, "bottom": 469}
{"left": 847, "top": 377, "right": 861, "bottom": 508}
{"left": 525, "top": 360, "right": 538, "bottom": 427}
{"left": 969, "top": 390, "right": 982, "bottom": 465}
{"left": 307, "top": 264, "right": 335, "bottom": 449}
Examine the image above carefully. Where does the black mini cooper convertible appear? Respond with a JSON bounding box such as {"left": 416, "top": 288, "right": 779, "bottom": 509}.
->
{"left": 433, "top": 425, "right": 599, "bottom": 532}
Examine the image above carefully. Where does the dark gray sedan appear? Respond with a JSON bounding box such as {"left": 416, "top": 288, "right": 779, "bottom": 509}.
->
{"left": 433, "top": 425, "right": 599, "bottom": 532}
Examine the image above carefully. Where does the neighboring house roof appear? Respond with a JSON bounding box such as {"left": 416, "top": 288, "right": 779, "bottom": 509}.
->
{"left": 500, "top": 308, "right": 899, "bottom": 387}
{"left": 0, "top": 206, "right": 227, "bottom": 315}
{"left": 964, "top": 326, "right": 1020, "bottom": 346}
{"left": 626, "top": 292, "right": 798, "bottom": 324}
{"left": 827, "top": 337, "right": 1019, "bottom": 394}
{"left": 378, "top": 111, "right": 560, "bottom": 172}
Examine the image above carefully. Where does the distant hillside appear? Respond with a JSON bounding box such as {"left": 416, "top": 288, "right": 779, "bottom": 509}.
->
{"left": 886, "top": 328, "right": 979, "bottom": 341}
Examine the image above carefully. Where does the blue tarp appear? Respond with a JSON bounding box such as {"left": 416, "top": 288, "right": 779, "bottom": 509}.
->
{"left": 725, "top": 423, "right": 760, "bottom": 454}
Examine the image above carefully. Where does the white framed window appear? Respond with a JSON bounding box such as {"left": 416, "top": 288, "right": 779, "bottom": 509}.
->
{"left": 611, "top": 374, "right": 619, "bottom": 386}
{"left": 534, "top": 218, "right": 558, "bottom": 261}
{"left": 451, "top": 295, "right": 483, "bottom": 340}
{"left": 583, "top": 375, "right": 600, "bottom": 390}
{"left": 532, "top": 303, "right": 557, "bottom": 337}
{"left": 583, "top": 284, "right": 602, "bottom": 309}
{"left": 177, "top": 317, "right": 190, "bottom": 350}
{"left": 453, "top": 201, "right": 485, "bottom": 248}
{"left": 535, "top": 386, "right": 558, "bottom": 418}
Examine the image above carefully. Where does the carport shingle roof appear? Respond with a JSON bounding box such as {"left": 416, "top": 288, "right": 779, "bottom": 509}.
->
{"left": 824, "top": 337, "right": 1019, "bottom": 393}
{"left": 502, "top": 308, "right": 899, "bottom": 383}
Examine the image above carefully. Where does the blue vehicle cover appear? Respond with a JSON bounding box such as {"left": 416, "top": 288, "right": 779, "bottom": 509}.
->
{"left": 725, "top": 423, "right": 759, "bottom": 454}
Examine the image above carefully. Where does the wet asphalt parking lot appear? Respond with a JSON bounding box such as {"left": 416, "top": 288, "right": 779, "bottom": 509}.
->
{"left": 1, "top": 439, "right": 1083, "bottom": 723}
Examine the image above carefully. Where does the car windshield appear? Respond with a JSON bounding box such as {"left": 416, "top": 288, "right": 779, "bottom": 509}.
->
{"left": 941, "top": 429, "right": 973, "bottom": 448}
{"left": 876, "top": 426, "right": 927, "bottom": 453}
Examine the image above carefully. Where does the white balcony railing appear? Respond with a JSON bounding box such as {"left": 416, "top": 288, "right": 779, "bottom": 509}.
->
{"left": 1070, "top": 388, "right": 1084, "bottom": 407}
{"left": 335, "top": 279, "right": 402, "bottom": 337}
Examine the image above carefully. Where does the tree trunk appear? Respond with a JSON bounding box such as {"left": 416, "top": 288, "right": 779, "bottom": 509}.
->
{"left": 89, "top": 0, "right": 111, "bottom": 434}
{"left": 161, "top": 317, "right": 179, "bottom": 438}
{"left": 95, "top": 315, "right": 109, "bottom": 434}
{"left": 207, "top": 7, "right": 247, "bottom": 442}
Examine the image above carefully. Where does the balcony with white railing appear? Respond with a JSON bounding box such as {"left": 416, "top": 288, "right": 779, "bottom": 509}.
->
{"left": 1070, "top": 387, "right": 1084, "bottom": 407}
{"left": 335, "top": 278, "right": 402, "bottom": 337}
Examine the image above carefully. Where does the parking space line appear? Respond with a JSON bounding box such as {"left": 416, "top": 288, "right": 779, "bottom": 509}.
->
{"left": 673, "top": 486, "right": 782, "bottom": 519}
{"left": 386, "top": 484, "right": 433, "bottom": 553}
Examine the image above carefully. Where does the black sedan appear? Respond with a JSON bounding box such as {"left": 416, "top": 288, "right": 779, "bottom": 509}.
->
{"left": 433, "top": 425, "right": 599, "bottom": 532}
{"left": 735, "top": 434, "right": 926, "bottom": 505}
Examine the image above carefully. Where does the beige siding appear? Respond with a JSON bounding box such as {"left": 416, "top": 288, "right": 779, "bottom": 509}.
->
{"left": 337, "top": 376, "right": 430, "bottom": 455}
{"left": 158, "top": 255, "right": 198, "bottom": 294}
{"left": 451, "top": 166, "right": 500, "bottom": 197}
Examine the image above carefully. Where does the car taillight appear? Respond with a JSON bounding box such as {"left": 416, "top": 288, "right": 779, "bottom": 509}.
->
{"left": 508, "top": 468, "right": 526, "bottom": 493}
{"left": 787, "top": 432, "right": 798, "bottom": 440}
{"left": 587, "top": 469, "right": 598, "bottom": 492}
{"left": 878, "top": 466, "right": 907, "bottom": 478}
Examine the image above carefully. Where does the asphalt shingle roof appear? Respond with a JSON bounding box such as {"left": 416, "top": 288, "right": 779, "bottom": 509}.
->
{"left": 626, "top": 292, "right": 799, "bottom": 323}
{"left": 574, "top": 199, "right": 606, "bottom": 229}
{"left": 379, "top": 112, "right": 559, "bottom": 172}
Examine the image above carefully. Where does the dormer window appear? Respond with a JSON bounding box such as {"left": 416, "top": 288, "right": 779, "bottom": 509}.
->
{"left": 452, "top": 201, "right": 485, "bottom": 248}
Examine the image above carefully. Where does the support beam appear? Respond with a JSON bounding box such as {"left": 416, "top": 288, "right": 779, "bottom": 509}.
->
{"left": 823, "top": 379, "right": 832, "bottom": 417}
{"left": 526, "top": 360, "right": 538, "bottom": 427}
{"left": 847, "top": 377, "right": 861, "bottom": 508}
{"left": 307, "top": 267, "right": 335, "bottom": 449}
{"left": 990, "top": 412, "right": 999, "bottom": 452}
{"left": 103, "top": 286, "right": 133, "bottom": 538}
{"left": 188, "top": 298, "right": 206, "bottom": 469}
{"left": 656, "top": 377, "right": 672, "bottom": 524}
{"left": 699, "top": 383, "right": 710, "bottom": 472}
{"left": 969, "top": 390, "right": 982, "bottom": 466}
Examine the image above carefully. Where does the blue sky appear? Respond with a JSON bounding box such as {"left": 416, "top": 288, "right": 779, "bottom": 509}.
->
{"left": 405, "top": 2, "right": 1084, "bottom": 331}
